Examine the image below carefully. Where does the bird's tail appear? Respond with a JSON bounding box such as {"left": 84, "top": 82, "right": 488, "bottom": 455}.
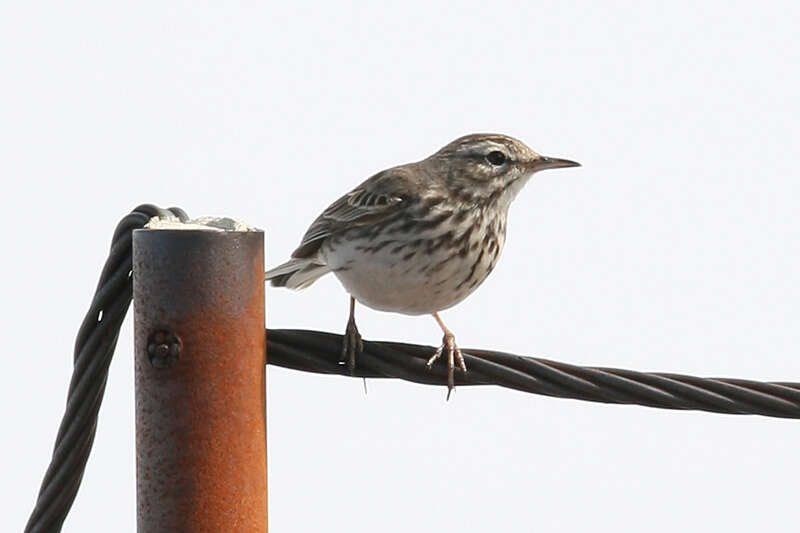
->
{"left": 265, "top": 257, "right": 330, "bottom": 289}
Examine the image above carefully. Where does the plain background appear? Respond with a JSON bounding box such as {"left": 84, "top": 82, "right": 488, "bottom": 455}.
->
{"left": 3, "top": 2, "right": 800, "bottom": 531}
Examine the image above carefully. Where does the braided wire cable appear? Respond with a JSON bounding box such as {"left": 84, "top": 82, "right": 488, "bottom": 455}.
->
{"left": 24, "top": 205, "right": 188, "bottom": 533}
{"left": 267, "top": 329, "right": 800, "bottom": 418}
{"left": 25, "top": 206, "right": 800, "bottom": 532}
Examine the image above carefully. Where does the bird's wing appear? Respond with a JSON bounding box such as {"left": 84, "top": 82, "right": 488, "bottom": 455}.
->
{"left": 291, "top": 169, "right": 411, "bottom": 258}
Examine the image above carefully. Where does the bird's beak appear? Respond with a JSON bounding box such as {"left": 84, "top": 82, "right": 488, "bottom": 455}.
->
{"left": 528, "top": 156, "right": 581, "bottom": 172}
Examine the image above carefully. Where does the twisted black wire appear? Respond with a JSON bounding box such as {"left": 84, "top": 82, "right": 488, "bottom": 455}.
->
{"left": 267, "top": 330, "right": 800, "bottom": 418}
{"left": 25, "top": 207, "right": 800, "bottom": 533}
{"left": 24, "top": 205, "right": 188, "bottom": 533}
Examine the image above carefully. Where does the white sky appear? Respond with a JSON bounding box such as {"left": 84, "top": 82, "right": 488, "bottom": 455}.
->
{"left": 3, "top": 2, "right": 800, "bottom": 531}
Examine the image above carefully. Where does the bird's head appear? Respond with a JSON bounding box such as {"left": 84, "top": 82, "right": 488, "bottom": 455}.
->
{"left": 429, "top": 133, "right": 580, "bottom": 203}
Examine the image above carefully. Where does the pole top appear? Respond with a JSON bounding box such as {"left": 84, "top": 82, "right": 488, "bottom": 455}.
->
{"left": 145, "top": 214, "right": 260, "bottom": 232}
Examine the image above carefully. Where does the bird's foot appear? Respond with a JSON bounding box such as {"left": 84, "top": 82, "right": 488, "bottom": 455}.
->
{"left": 426, "top": 332, "right": 467, "bottom": 400}
{"left": 341, "top": 315, "right": 363, "bottom": 375}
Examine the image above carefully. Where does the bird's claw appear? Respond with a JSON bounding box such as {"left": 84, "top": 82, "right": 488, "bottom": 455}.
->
{"left": 341, "top": 316, "right": 363, "bottom": 375}
{"left": 426, "top": 332, "right": 467, "bottom": 399}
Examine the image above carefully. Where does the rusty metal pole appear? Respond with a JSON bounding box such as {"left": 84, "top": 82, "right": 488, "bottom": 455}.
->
{"left": 132, "top": 229, "right": 267, "bottom": 532}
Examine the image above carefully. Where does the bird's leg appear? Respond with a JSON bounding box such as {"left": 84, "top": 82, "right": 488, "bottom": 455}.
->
{"left": 341, "top": 296, "right": 363, "bottom": 375}
{"left": 426, "top": 312, "right": 467, "bottom": 399}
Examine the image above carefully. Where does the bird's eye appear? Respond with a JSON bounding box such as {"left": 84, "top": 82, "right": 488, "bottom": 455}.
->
{"left": 486, "top": 151, "right": 507, "bottom": 166}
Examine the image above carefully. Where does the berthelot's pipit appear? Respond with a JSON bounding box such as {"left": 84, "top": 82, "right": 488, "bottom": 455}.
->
{"left": 266, "top": 133, "right": 580, "bottom": 397}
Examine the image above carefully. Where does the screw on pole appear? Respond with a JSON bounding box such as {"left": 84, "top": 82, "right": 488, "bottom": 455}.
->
{"left": 133, "top": 228, "right": 266, "bottom": 532}
{"left": 146, "top": 330, "right": 182, "bottom": 368}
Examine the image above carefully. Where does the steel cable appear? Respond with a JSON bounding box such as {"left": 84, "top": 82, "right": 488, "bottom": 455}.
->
{"left": 24, "top": 205, "right": 187, "bottom": 533}
{"left": 25, "top": 206, "right": 800, "bottom": 532}
{"left": 266, "top": 330, "right": 800, "bottom": 418}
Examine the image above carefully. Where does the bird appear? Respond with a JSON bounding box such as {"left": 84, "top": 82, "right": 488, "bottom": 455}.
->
{"left": 266, "top": 133, "right": 580, "bottom": 397}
